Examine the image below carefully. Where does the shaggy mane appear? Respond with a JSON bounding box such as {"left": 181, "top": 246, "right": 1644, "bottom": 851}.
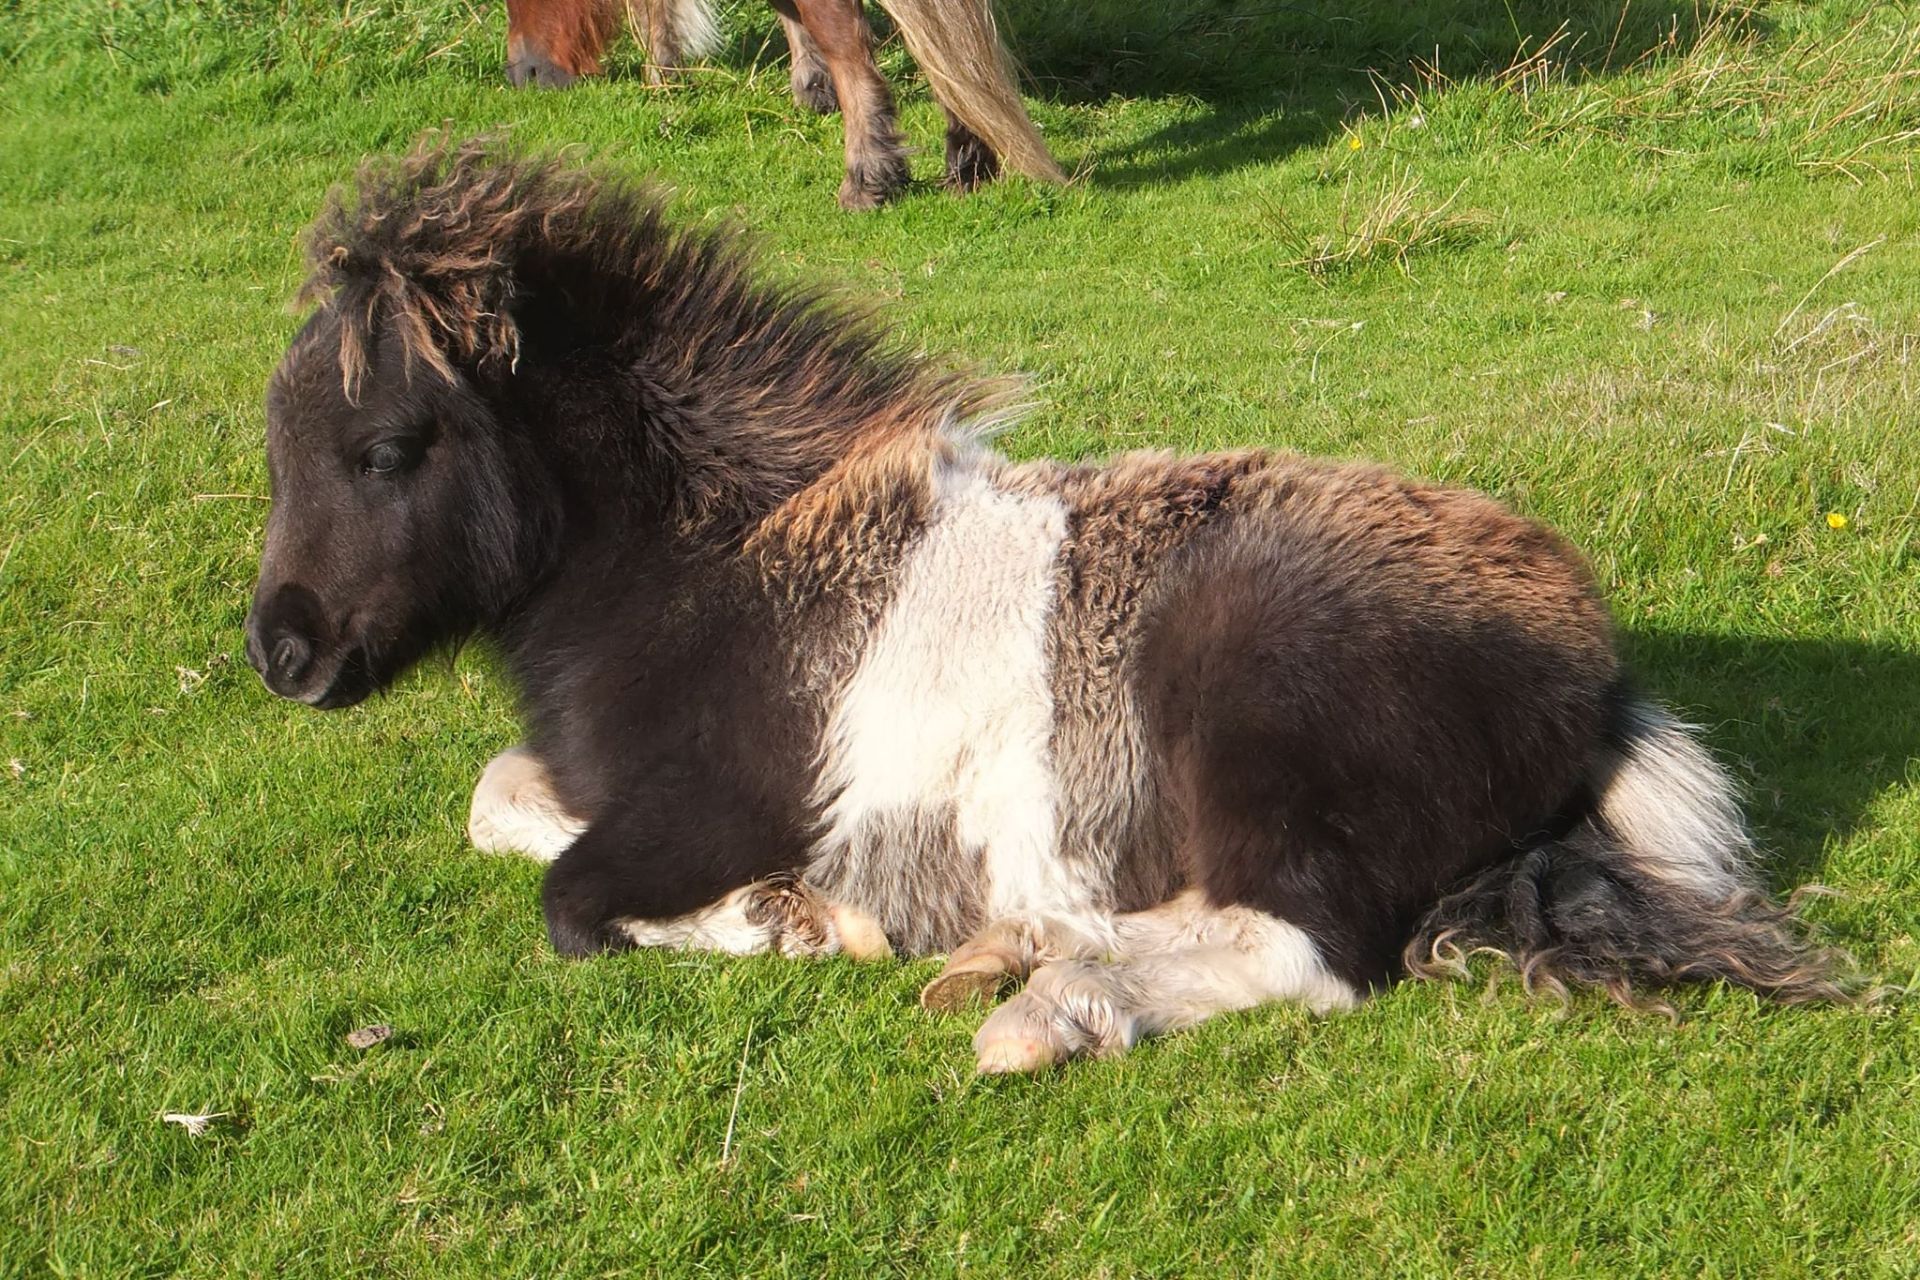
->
{"left": 297, "top": 133, "right": 1015, "bottom": 539}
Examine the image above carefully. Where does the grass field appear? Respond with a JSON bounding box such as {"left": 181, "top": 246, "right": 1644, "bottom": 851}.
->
{"left": 4, "top": 0, "right": 1920, "bottom": 1273}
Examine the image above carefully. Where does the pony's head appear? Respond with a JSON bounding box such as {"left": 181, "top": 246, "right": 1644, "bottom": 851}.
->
{"left": 246, "top": 136, "right": 1006, "bottom": 707}
{"left": 504, "top": 0, "right": 618, "bottom": 89}
{"left": 245, "top": 142, "right": 569, "bottom": 708}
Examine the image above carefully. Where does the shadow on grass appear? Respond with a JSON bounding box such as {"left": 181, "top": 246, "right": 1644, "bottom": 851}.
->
{"left": 1022, "top": 0, "right": 1765, "bottom": 188}
{"left": 1623, "top": 630, "right": 1920, "bottom": 888}
{"left": 695, "top": 0, "right": 1771, "bottom": 189}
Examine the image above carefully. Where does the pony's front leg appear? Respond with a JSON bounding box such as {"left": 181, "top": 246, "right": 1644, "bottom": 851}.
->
{"left": 584, "top": 873, "right": 894, "bottom": 959}
{"left": 622, "top": 877, "right": 835, "bottom": 957}
{"left": 541, "top": 793, "right": 793, "bottom": 956}
{"left": 468, "top": 745, "right": 585, "bottom": 862}
{"left": 785, "top": 0, "right": 909, "bottom": 209}
{"left": 771, "top": 0, "right": 837, "bottom": 113}
{"left": 538, "top": 789, "right": 893, "bottom": 960}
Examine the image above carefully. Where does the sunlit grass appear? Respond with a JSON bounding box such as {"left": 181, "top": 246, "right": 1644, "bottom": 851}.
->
{"left": 3, "top": 1, "right": 1918, "bottom": 1275}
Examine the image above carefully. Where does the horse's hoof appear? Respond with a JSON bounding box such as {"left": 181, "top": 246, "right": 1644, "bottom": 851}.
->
{"left": 838, "top": 151, "right": 910, "bottom": 211}
{"left": 791, "top": 70, "right": 837, "bottom": 115}
{"left": 974, "top": 1032, "right": 1063, "bottom": 1074}
{"left": 972, "top": 962, "right": 1139, "bottom": 1070}
{"left": 943, "top": 141, "right": 1000, "bottom": 193}
{"left": 829, "top": 905, "right": 893, "bottom": 960}
{"left": 920, "top": 962, "right": 1009, "bottom": 1013}
{"left": 976, "top": 1036, "right": 1058, "bottom": 1074}
{"left": 973, "top": 988, "right": 1075, "bottom": 1072}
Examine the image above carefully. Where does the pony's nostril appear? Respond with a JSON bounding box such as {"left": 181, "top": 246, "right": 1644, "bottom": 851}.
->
{"left": 271, "top": 634, "right": 312, "bottom": 681}
{"left": 506, "top": 53, "right": 575, "bottom": 90}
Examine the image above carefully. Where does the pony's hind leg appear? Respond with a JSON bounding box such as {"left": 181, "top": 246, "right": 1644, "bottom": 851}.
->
{"left": 468, "top": 745, "right": 585, "bottom": 862}
{"left": 943, "top": 108, "right": 999, "bottom": 192}
{"left": 787, "top": 0, "right": 909, "bottom": 209}
{"left": 970, "top": 893, "right": 1359, "bottom": 1074}
{"left": 919, "top": 914, "right": 1110, "bottom": 1011}
{"left": 773, "top": 2, "right": 837, "bottom": 113}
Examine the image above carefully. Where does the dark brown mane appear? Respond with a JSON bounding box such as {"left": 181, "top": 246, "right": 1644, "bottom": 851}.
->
{"left": 297, "top": 133, "right": 1015, "bottom": 538}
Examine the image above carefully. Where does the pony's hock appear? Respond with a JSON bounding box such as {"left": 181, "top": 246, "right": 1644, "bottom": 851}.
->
{"left": 248, "top": 139, "right": 1850, "bottom": 1073}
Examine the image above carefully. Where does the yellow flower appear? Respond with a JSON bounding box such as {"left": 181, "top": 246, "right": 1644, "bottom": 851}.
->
{"left": 1826, "top": 512, "right": 1848, "bottom": 529}
{"left": 1348, "top": 135, "right": 1363, "bottom": 152}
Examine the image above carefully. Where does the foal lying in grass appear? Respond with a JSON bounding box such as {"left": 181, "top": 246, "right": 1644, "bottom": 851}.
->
{"left": 245, "top": 139, "right": 1847, "bottom": 1072}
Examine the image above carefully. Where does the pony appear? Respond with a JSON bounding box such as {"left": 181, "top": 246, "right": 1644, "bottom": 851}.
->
{"left": 503, "top": 0, "right": 1063, "bottom": 208}
{"left": 245, "top": 139, "right": 1848, "bottom": 1073}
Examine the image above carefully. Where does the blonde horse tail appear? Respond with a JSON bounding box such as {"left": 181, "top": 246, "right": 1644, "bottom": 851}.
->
{"left": 874, "top": 0, "right": 1066, "bottom": 183}
{"left": 627, "top": 0, "right": 722, "bottom": 71}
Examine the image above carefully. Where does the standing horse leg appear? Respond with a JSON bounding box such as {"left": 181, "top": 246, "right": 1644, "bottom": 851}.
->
{"left": 771, "top": 0, "right": 837, "bottom": 113}
{"left": 787, "top": 0, "right": 909, "bottom": 209}
{"left": 874, "top": 0, "right": 1066, "bottom": 185}
{"left": 634, "top": 0, "right": 723, "bottom": 86}
{"left": 942, "top": 108, "right": 999, "bottom": 192}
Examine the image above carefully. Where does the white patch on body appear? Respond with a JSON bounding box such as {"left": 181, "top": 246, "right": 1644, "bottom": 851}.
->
{"left": 467, "top": 745, "right": 585, "bottom": 863}
{"left": 810, "top": 446, "right": 1092, "bottom": 930}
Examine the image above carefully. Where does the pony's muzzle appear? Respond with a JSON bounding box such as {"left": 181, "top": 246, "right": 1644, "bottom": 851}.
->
{"left": 505, "top": 36, "right": 577, "bottom": 90}
{"left": 245, "top": 582, "right": 349, "bottom": 705}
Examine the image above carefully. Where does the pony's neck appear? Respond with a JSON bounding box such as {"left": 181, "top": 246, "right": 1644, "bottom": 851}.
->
{"left": 514, "top": 325, "right": 966, "bottom": 554}
{"left": 501, "top": 229, "right": 1009, "bottom": 550}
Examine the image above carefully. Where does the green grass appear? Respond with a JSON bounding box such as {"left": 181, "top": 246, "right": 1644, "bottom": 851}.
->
{"left": 4, "top": 0, "right": 1920, "bottom": 1274}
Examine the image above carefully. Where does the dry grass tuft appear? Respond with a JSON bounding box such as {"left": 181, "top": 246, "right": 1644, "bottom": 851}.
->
{"left": 1396, "top": 8, "right": 1920, "bottom": 179}
{"left": 1262, "top": 168, "right": 1493, "bottom": 277}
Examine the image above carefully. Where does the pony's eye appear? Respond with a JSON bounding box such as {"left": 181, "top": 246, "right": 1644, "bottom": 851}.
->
{"left": 361, "top": 440, "right": 415, "bottom": 476}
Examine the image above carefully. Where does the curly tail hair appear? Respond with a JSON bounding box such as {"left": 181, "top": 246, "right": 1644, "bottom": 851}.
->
{"left": 1405, "top": 697, "right": 1857, "bottom": 1015}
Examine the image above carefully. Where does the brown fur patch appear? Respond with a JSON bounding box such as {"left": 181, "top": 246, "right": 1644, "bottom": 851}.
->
{"left": 1003, "top": 452, "right": 1274, "bottom": 911}
{"left": 748, "top": 419, "right": 957, "bottom": 605}
{"left": 1003, "top": 447, "right": 1617, "bottom": 926}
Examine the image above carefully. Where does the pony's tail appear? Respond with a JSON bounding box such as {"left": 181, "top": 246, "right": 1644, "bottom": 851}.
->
{"left": 628, "top": 0, "right": 721, "bottom": 69}
{"left": 874, "top": 0, "right": 1067, "bottom": 184}
{"left": 1406, "top": 697, "right": 1854, "bottom": 1013}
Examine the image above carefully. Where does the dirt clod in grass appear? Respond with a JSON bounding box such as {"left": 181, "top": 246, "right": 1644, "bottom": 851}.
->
{"left": 345, "top": 1024, "right": 392, "bottom": 1050}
